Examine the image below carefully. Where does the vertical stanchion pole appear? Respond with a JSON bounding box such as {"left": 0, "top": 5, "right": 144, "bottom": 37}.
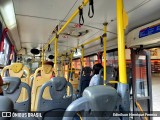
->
{"left": 81, "top": 46, "right": 84, "bottom": 67}
{"left": 116, "top": 1, "right": 129, "bottom": 119}
{"left": 61, "top": 56, "right": 64, "bottom": 77}
{"left": 54, "top": 35, "right": 58, "bottom": 76}
{"left": 42, "top": 47, "right": 44, "bottom": 67}
{"left": 70, "top": 51, "right": 73, "bottom": 73}
{"left": 103, "top": 23, "right": 107, "bottom": 85}
{"left": 117, "top": 0, "right": 127, "bottom": 84}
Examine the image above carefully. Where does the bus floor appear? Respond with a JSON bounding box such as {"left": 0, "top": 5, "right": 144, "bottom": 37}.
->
{"left": 151, "top": 75, "right": 160, "bottom": 120}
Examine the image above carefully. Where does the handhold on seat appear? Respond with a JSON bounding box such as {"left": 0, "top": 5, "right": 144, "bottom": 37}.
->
{"left": 63, "top": 85, "right": 119, "bottom": 120}
{"left": 31, "top": 66, "right": 54, "bottom": 111}
{"left": 51, "top": 77, "right": 67, "bottom": 91}
{"left": 43, "top": 65, "right": 52, "bottom": 74}
{"left": 37, "top": 77, "right": 73, "bottom": 120}
{"left": 10, "top": 63, "right": 23, "bottom": 73}
{"left": 2, "top": 77, "right": 21, "bottom": 94}
{"left": 2, "top": 77, "right": 31, "bottom": 111}
{"left": 98, "top": 66, "right": 117, "bottom": 85}
{"left": 83, "top": 85, "right": 118, "bottom": 112}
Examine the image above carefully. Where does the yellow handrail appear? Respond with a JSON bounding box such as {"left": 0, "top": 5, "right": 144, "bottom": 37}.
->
{"left": 116, "top": 0, "right": 127, "bottom": 84}
{"left": 70, "top": 52, "right": 73, "bottom": 73}
{"left": 103, "top": 23, "right": 107, "bottom": 85}
{"left": 136, "top": 101, "right": 148, "bottom": 120}
{"left": 81, "top": 46, "right": 84, "bottom": 67}
{"left": 43, "top": 0, "right": 89, "bottom": 51}
{"left": 58, "top": 36, "right": 101, "bottom": 58}
{"left": 109, "top": 80, "right": 119, "bottom": 84}
{"left": 79, "top": 36, "right": 101, "bottom": 47}
{"left": 77, "top": 112, "right": 83, "bottom": 120}
{"left": 41, "top": 48, "right": 44, "bottom": 67}
{"left": 54, "top": 37, "right": 58, "bottom": 76}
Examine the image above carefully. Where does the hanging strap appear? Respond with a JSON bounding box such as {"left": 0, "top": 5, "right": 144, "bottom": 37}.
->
{"left": 88, "top": 0, "right": 94, "bottom": 18}
{"left": 100, "top": 36, "right": 103, "bottom": 47}
{"left": 79, "top": 6, "right": 84, "bottom": 25}
{"left": 48, "top": 44, "right": 51, "bottom": 52}
{"left": 97, "top": 52, "right": 102, "bottom": 64}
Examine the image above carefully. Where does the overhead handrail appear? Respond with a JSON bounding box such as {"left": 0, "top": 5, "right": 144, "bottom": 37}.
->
{"left": 59, "top": 36, "right": 101, "bottom": 57}
{"left": 109, "top": 80, "right": 119, "bottom": 84}
{"left": 43, "top": 0, "right": 89, "bottom": 51}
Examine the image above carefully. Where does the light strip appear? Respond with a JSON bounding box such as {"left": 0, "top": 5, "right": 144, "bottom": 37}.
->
{"left": 0, "top": 0, "right": 16, "bottom": 29}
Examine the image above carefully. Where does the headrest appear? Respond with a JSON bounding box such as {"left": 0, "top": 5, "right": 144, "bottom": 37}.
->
{"left": 2, "top": 77, "right": 21, "bottom": 94}
{"left": 51, "top": 77, "right": 67, "bottom": 91}
{"left": 42, "top": 65, "right": 52, "bottom": 74}
{"left": 10, "top": 63, "right": 23, "bottom": 73}
{"left": 0, "top": 96, "right": 13, "bottom": 111}
{"left": 83, "top": 85, "right": 118, "bottom": 112}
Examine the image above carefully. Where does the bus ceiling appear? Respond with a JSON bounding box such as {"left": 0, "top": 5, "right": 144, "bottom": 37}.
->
{"left": 0, "top": 0, "right": 160, "bottom": 54}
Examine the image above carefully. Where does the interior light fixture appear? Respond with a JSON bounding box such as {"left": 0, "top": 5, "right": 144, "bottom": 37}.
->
{"left": 73, "top": 49, "right": 82, "bottom": 58}
{"left": 0, "top": 0, "right": 16, "bottom": 29}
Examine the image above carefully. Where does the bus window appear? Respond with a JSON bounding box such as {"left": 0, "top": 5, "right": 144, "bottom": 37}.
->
{"left": 0, "top": 38, "right": 10, "bottom": 75}
{"left": 3, "top": 38, "right": 10, "bottom": 65}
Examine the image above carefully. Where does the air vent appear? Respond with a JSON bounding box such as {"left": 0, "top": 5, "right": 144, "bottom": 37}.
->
{"left": 61, "top": 25, "right": 90, "bottom": 38}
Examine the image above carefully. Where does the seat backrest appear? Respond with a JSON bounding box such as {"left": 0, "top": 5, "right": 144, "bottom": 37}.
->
{"left": 2, "top": 77, "right": 31, "bottom": 111}
{"left": 30, "top": 74, "right": 34, "bottom": 89}
{"left": 37, "top": 77, "right": 73, "bottom": 120}
{"left": 1, "top": 63, "right": 30, "bottom": 102}
{"left": 0, "top": 96, "right": 13, "bottom": 120}
{"left": 31, "top": 65, "right": 54, "bottom": 111}
{"left": 98, "top": 66, "right": 117, "bottom": 85}
{"left": 63, "top": 85, "right": 120, "bottom": 120}
{"left": 1, "top": 63, "right": 30, "bottom": 84}
{"left": 78, "top": 67, "right": 92, "bottom": 96}
{"left": 0, "top": 96, "right": 39, "bottom": 120}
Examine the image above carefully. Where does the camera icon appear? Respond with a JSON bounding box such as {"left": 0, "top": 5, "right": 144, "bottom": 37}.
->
{"left": 2, "top": 112, "right": 11, "bottom": 117}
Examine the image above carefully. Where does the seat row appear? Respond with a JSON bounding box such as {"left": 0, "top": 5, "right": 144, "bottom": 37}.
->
{"left": 1, "top": 63, "right": 73, "bottom": 112}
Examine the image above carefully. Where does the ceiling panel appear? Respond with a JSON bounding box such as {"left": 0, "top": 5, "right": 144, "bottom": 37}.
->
{"left": 11, "top": 0, "right": 160, "bottom": 55}
{"left": 16, "top": 15, "right": 59, "bottom": 43}
{"left": 13, "top": 0, "right": 80, "bottom": 20}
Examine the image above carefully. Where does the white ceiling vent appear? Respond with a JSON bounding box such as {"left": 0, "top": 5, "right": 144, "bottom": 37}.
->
{"left": 60, "top": 25, "right": 90, "bottom": 38}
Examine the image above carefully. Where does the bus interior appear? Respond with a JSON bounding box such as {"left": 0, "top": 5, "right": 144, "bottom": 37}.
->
{"left": 0, "top": 0, "right": 160, "bottom": 120}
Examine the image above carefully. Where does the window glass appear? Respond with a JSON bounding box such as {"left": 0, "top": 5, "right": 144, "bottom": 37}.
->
{"left": 11, "top": 51, "right": 15, "bottom": 63}
{"left": 0, "top": 22, "right": 2, "bottom": 42}
{"left": 102, "top": 51, "right": 118, "bottom": 67}
{"left": 3, "top": 38, "right": 10, "bottom": 65}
